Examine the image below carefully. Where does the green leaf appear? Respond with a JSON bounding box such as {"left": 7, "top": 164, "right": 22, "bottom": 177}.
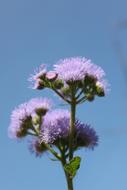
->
{"left": 64, "top": 156, "right": 81, "bottom": 178}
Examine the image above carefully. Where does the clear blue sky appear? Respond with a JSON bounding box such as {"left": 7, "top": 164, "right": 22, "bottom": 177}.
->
{"left": 0, "top": 0, "right": 127, "bottom": 190}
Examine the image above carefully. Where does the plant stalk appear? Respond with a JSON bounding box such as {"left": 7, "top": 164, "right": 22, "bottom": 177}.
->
{"left": 64, "top": 171, "right": 73, "bottom": 190}
{"left": 60, "top": 147, "right": 74, "bottom": 190}
{"left": 69, "top": 89, "right": 76, "bottom": 161}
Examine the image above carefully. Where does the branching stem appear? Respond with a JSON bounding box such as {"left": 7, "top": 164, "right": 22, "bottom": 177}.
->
{"left": 53, "top": 88, "right": 71, "bottom": 104}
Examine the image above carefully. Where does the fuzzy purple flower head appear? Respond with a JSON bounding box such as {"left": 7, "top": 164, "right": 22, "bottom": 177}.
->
{"left": 54, "top": 57, "right": 108, "bottom": 93}
{"left": 41, "top": 109, "right": 70, "bottom": 144}
{"left": 28, "top": 97, "right": 52, "bottom": 116}
{"left": 29, "top": 64, "right": 47, "bottom": 89}
{"left": 8, "top": 102, "right": 32, "bottom": 139}
{"left": 54, "top": 57, "right": 90, "bottom": 82}
{"left": 75, "top": 120, "right": 98, "bottom": 149}
{"left": 54, "top": 57, "right": 104, "bottom": 80}
{"left": 8, "top": 97, "right": 52, "bottom": 139}
{"left": 29, "top": 57, "right": 109, "bottom": 98}
{"left": 40, "top": 109, "right": 98, "bottom": 149}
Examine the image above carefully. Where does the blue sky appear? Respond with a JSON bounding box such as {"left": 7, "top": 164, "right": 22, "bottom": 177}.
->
{"left": 0, "top": 0, "right": 127, "bottom": 189}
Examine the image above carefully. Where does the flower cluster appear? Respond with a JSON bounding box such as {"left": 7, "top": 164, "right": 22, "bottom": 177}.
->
{"left": 9, "top": 104, "right": 98, "bottom": 155}
{"left": 29, "top": 57, "right": 109, "bottom": 103}
{"left": 9, "top": 56, "right": 106, "bottom": 157}
{"left": 8, "top": 55, "right": 108, "bottom": 190}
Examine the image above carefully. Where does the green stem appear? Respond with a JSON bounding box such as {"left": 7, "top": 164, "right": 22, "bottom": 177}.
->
{"left": 76, "top": 96, "right": 87, "bottom": 104}
{"left": 44, "top": 144, "right": 61, "bottom": 160}
{"left": 76, "top": 88, "right": 84, "bottom": 100}
{"left": 64, "top": 170, "right": 73, "bottom": 190}
{"left": 53, "top": 88, "right": 71, "bottom": 104}
{"left": 69, "top": 90, "right": 76, "bottom": 161}
{"left": 60, "top": 146, "right": 73, "bottom": 190}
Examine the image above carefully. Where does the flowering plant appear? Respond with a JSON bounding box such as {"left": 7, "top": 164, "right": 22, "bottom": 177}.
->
{"left": 9, "top": 57, "right": 108, "bottom": 190}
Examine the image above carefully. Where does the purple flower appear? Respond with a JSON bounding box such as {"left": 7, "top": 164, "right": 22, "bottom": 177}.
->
{"left": 29, "top": 138, "right": 47, "bottom": 157}
{"left": 75, "top": 120, "right": 98, "bottom": 149}
{"left": 29, "top": 64, "right": 46, "bottom": 89}
{"left": 54, "top": 57, "right": 89, "bottom": 82}
{"left": 54, "top": 57, "right": 108, "bottom": 92}
{"left": 9, "top": 98, "right": 52, "bottom": 139}
{"left": 41, "top": 109, "right": 70, "bottom": 144}
{"left": 28, "top": 97, "right": 52, "bottom": 116}
{"left": 8, "top": 103, "right": 32, "bottom": 139}
{"left": 40, "top": 109, "right": 98, "bottom": 150}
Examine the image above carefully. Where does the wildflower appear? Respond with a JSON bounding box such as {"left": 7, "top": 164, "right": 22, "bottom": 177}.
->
{"left": 54, "top": 57, "right": 108, "bottom": 95}
{"left": 75, "top": 120, "right": 98, "bottom": 149}
{"left": 8, "top": 98, "right": 52, "bottom": 138}
{"left": 54, "top": 57, "right": 104, "bottom": 82}
{"left": 28, "top": 98, "right": 52, "bottom": 116}
{"left": 29, "top": 64, "right": 46, "bottom": 89}
{"left": 8, "top": 103, "right": 32, "bottom": 138}
{"left": 41, "top": 109, "right": 70, "bottom": 144}
{"left": 41, "top": 109, "right": 98, "bottom": 150}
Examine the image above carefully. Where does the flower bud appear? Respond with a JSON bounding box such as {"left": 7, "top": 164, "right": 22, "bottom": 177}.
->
{"left": 86, "top": 94, "right": 95, "bottom": 101}
{"left": 53, "top": 80, "right": 64, "bottom": 89}
{"left": 46, "top": 71, "right": 58, "bottom": 81}
{"left": 83, "top": 75, "right": 97, "bottom": 94}
{"left": 96, "top": 82, "right": 105, "bottom": 97}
